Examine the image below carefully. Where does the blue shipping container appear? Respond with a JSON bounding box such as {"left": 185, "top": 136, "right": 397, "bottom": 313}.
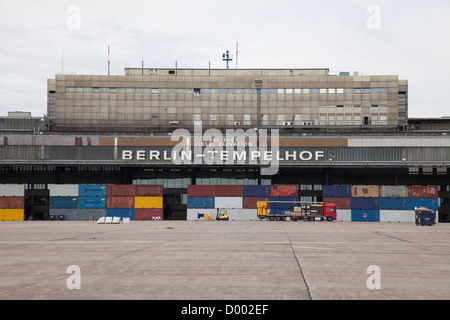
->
{"left": 78, "top": 185, "right": 107, "bottom": 197}
{"left": 351, "top": 210, "right": 380, "bottom": 222}
{"left": 242, "top": 185, "right": 271, "bottom": 197}
{"left": 106, "top": 209, "right": 135, "bottom": 220}
{"left": 187, "top": 197, "right": 215, "bottom": 209}
{"left": 78, "top": 197, "right": 106, "bottom": 209}
{"left": 351, "top": 198, "right": 380, "bottom": 210}
{"left": 323, "top": 185, "right": 351, "bottom": 198}
{"left": 50, "top": 197, "right": 78, "bottom": 208}
{"left": 408, "top": 198, "right": 438, "bottom": 210}
{"left": 269, "top": 197, "right": 298, "bottom": 210}
{"left": 379, "top": 198, "right": 409, "bottom": 210}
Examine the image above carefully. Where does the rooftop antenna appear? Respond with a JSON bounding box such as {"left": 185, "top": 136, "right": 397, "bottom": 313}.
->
{"left": 108, "top": 45, "right": 110, "bottom": 75}
{"left": 222, "top": 50, "right": 233, "bottom": 69}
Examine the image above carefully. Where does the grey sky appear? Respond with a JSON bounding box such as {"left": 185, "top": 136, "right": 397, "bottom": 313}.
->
{"left": 0, "top": 0, "right": 449, "bottom": 118}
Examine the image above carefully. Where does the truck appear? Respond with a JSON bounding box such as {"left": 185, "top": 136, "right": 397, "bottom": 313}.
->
{"left": 257, "top": 201, "right": 336, "bottom": 221}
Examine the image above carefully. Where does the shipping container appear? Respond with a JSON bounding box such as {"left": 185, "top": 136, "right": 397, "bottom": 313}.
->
{"left": 49, "top": 197, "right": 78, "bottom": 208}
{"left": 270, "top": 185, "right": 298, "bottom": 197}
{"left": 134, "top": 196, "right": 163, "bottom": 209}
{"left": 78, "top": 185, "right": 107, "bottom": 197}
{"left": 379, "top": 198, "right": 409, "bottom": 210}
{"left": 107, "top": 197, "right": 134, "bottom": 208}
{"left": 380, "top": 185, "right": 408, "bottom": 198}
{"left": 224, "top": 209, "right": 258, "bottom": 221}
{"left": 408, "top": 186, "right": 438, "bottom": 198}
{"left": 50, "top": 208, "right": 106, "bottom": 221}
{"left": 351, "top": 185, "right": 380, "bottom": 198}
{"left": 408, "top": 198, "right": 438, "bottom": 210}
{"left": 187, "top": 196, "right": 215, "bottom": 209}
{"left": 214, "top": 185, "right": 243, "bottom": 197}
{"left": 0, "top": 209, "right": 24, "bottom": 221}
{"left": 135, "top": 208, "right": 163, "bottom": 220}
{"left": 336, "top": 209, "right": 352, "bottom": 222}
{"left": 107, "top": 185, "right": 136, "bottom": 197}
{"left": 135, "top": 185, "right": 163, "bottom": 196}
{"left": 0, "top": 197, "right": 24, "bottom": 209}
{"left": 0, "top": 184, "right": 25, "bottom": 197}
{"left": 186, "top": 208, "right": 216, "bottom": 220}
{"left": 351, "top": 198, "right": 380, "bottom": 210}
{"left": 380, "top": 210, "right": 415, "bottom": 223}
{"left": 269, "top": 197, "right": 298, "bottom": 212}
{"left": 323, "top": 185, "right": 351, "bottom": 198}
{"left": 78, "top": 197, "right": 106, "bottom": 209}
{"left": 243, "top": 197, "right": 271, "bottom": 209}
{"left": 187, "top": 185, "right": 216, "bottom": 197}
{"left": 323, "top": 197, "right": 351, "bottom": 209}
{"left": 48, "top": 184, "right": 78, "bottom": 197}
{"left": 106, "top": 208, "right": 135, "bottom": 220}
{"left": 351, "top": 209, "right": 380, "bottom": 222}
{"left": 214, "top": 197, "right": 243, "bottom": 209}
{"left": 242, "top": 185, "right": 271, "bottom": 197}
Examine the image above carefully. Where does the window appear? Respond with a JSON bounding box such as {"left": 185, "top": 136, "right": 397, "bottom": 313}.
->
{"left": 168, "top": 89, "right": 176, "bottom": 94}
{"left": 210, "top": 114, "right": 217, "bottom": 121}
{"left": 311, "top": 89, "right": 318, "bottom": 94}
{"left": 328, "top": 88, "right": 336, "bottom": 94}
{"left": 244, "top": 114, "right": 251, "bottom": 125}
{"left": 152, "top": 88, "right": 159, "bottom": 93}
{"left": 303, "top": 88, "right": 310, "bottom": 94}
{"left": 320, "top": 88, "right": 327, "bottom": 94}
{"left": 92, "top": 88, "right": 100, "bottom": 93}
{"left": 294, "top": 89, "right": 301, "bottom": 94}
{"left": 227, "top": 89, "right": 234, "bottom": 94}
{"left": 193, "top": 88, "right": 201, "bottom": 96}
{"left": 362, "top": 88, "right": 370, "bottom": 93}
{"left": 76, "top": 87, "right": 83, "bottom": 92}
{"left": 177, "top": 89, "right": 184, "bottom": 94}
{"left": 337, "top": 88, "right": 344, "bottom": 93}
{"left": 219, "top": 89, "right": 226, "bottom": 94}
{"left": 160, "top": 88, "right": 168, "bottom": 94}
{"left": 127, "top": 88, "right": 134, "bottom": 93}
{"left": 379, "top": 88, "right": 388, "bottom": 93}
{"left": 66, "top": 87, "right": 74, "bottom": 92}
{"left": 109, "top": 88, "right": 116, "bottom": 93}
{"left": 277, "top": 89, "right": 285, "bottom": 94}
{"left": 261, "top": 89, "right": 267, "bottom": 94}
{"left": 286, "top": 89, "right": 293, "bottom": 94}
{"left": 269, "top": 89, "right": 276, "bottom": 94}
{"left": 354, "top": 88, "right": 361, "bottom": 93}
{"left": 84, "top": 88, "right": 91, "bottom": 93}
{"left": 345, "top": 88, "right": 353, "bottom": 94}
{"left": 101, "top": 88, "right": 108, "bottom": 93}
{"left": 227, "top": 114, "right": 234, "bottom": 121}
{"left": 194, "top": 114, "right": 201, "bottom": 121}
{"left": 371, "top": 88, "right": 378, "bottom": 93}
{"left": 118, "top": 88, "right": 125, "bottom": 93}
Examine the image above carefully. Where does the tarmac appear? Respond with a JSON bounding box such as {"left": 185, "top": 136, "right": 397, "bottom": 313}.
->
{"left": 0, "top": 220, "right": 449, "bottom": 301}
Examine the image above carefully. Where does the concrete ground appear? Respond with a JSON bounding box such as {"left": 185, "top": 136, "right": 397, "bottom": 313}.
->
{"left": 0, "top": 220, "right": 449, "bottom": 300}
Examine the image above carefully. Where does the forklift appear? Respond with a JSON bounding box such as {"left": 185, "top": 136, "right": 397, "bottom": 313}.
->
{"left": 216, "top": 209, "right": 229, "bottom": 221}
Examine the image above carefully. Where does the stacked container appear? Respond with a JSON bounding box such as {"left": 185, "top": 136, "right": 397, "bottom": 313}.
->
{"left": 77, "top": 185, "right": 107, "bottom": 220}
{"left": 269, "top": 185, "right": 298, "bottom": 216}
{"left": 106, "top": 185, "right": 136, "bottom": 220}
{"left": 134, "top": 185, "right": 164, "bottom": 220}
{"left": 49, "top": 184, "right": 78, "bottom": 220}
{"left": 379, "top": 185, "right": 412, "bottom": 222}
{"left": 242, "top": 185, "right": 271, "bottom": 211}
{"left": 0, "top": 184, "right": 25, "bottom": 221}
{"left": 187, "top": 185, "right": 216, "bottom": 220}
{"left": 323, "top": 185, "right": 352, "bottom": 221}
{"left": 350, "top": 185, "right": 380, "bottom": 222}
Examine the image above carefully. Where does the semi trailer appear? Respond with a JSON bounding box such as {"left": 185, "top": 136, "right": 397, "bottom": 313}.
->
{"left": 257, "top": 201, "right": 336, "bottom": 221}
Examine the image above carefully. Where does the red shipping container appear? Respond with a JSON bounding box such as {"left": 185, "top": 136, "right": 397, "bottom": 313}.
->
{"left": 0, "top": 197, "right": 24, "bottom": 209}
{"left": 107, "top": 185, "right": 136, "bottom": 197}
{"left": 135, "top": 185, "right": 163, "bottom": 196}
{"left": 270, "top": 185, "right": 298, "bottom": 197}
{"left": 408, "top": 186, "right": 438, "bottom": 198}
{"left": 323, "top": 197, "right": 351, "bottom": 209}
{"left": 187, "top": 185, "right": 216, "bottom": 197}
{"left": 107, "top": 197, "right": 134, "bottom": 208}
{"left": 243, "top": 197, "right": 270, "bottom": 209}
{"left": 135, "top": 209, "right": 163, "bottom": 220}
{"left": 215, "top": 185, "right": 243, "bottom": 197}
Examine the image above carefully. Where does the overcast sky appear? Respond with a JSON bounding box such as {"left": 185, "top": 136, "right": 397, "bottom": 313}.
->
{"left": 0, "top": 0, "right": 449, "bottom": 118}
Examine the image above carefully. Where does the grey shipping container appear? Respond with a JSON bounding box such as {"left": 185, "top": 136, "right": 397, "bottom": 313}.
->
{"left": 380, "top": 186, "right": 408, "bottom": 198}
{"left": 48, "top": 184, "right": 79, "bottom": 197}
{"left": 0, "top": 184, "right": 25, "bottom": 197}
{"left": 50, "top": 209, "right": 106, "bottom": 220}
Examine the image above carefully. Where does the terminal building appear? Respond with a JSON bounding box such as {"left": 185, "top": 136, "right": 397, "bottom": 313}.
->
{"left": 0, "top": 67, "right": 449, "bottom": 222}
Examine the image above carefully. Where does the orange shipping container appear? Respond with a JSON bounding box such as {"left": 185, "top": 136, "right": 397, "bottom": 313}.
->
{"left": 408, "top": 186, "right": 438, "bottom": 198}
{"left": 107, "top": 185, "right": 136, "bottom": 197}
{"left": 0, "top": 197, "right": 24, "bottom": 209}
{"left": 351, "top": 185, "right": 380, "bottom": 198}
{"left": 0, "top": 209, "right": 24, "bottom": 221}
{"left": 135, "top": 209, "right": 163, "bottom": 220}
{"left": 107, "top": 197, "right": 134, "bottom": 208}
{"left": 134, "top": 197, "right": 163, "bottom": 209}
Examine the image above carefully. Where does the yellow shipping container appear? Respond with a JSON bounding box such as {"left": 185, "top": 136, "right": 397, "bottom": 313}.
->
{"left": 0, "top": 209, "right": 24, "bottom": 221}
{"left": 134, "top": 197, "right": 163, "bottom": 209}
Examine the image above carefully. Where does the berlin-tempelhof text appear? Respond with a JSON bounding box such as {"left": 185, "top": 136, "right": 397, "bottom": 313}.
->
{"left": 121, "top": 124, "right": 325, "bottom": 175}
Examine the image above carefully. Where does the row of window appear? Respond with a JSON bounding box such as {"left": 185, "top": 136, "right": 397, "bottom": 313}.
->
{"left": 65, "top": 87, "right": 389, "bottom": 94}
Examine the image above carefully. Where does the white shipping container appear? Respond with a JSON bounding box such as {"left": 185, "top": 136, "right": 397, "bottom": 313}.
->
{"left": 0, "top": 184, "right": 25, "bottom": 197}
{"left": 187, "top": 208, "right": 216, "bottom": 221}
{"left": 48, "top": 184, "right": 79, "bottom": 197}
{"left": 214, "top": 197, "right": 243, "bottom": 209}
{"left": 379, "top": 210, "right": 415, "bottom": 223}
{"left": 336, "top": 209, "right": 352, "bottom": 222}
{"left": 226, "top": 209, "right": 258, "bottom": 221}
{"left": 380, "top": 186, "right": 408, "bottom": 198}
